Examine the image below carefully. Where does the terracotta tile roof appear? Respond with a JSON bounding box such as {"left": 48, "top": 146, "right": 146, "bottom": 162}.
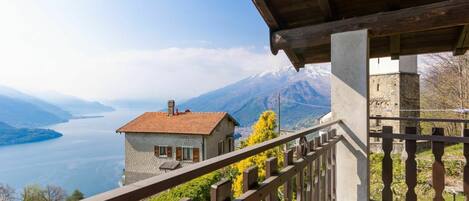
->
{"left": 116, "top": 112, "right": 238, "bottom": 135}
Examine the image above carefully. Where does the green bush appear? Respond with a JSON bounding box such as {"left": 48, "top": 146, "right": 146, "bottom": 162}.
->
{"left": 150, "top": 171, "right": 222, "bottom": 201}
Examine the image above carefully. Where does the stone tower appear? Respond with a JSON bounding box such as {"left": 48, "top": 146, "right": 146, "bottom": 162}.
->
{"left": 369, "top": 55, "right": 420, "bottom": 134}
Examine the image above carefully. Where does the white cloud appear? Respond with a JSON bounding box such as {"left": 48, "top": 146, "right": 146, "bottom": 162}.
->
{"left": 0, "top": 46, "right": 290, "bottom": 101}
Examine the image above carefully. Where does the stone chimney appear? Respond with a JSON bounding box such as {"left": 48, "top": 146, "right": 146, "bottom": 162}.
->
{"left": 167, "top": 100, "right": 175, "bottom": 116}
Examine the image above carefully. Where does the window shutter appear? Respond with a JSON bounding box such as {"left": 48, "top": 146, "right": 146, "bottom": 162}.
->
{"left": 193, "top": 148, "right": 200, "bottom": 162}
{"left": 176, "top": 147, "right": 182, "bottom": 161}
{"left": 167, "top": 146, "right": 172, "bottom": 158}
{"left": 154, "top": 146, "right": 160, "bottom": 156}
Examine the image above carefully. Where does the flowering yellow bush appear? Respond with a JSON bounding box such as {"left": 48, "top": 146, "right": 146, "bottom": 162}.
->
{"left": 232, "top": 110, "right": 284, "bottom": 196}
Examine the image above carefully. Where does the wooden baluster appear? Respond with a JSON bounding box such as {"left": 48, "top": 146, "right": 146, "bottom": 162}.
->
{"left": 311, "top": 138, "right": 319, "bottom": 201}
{"left": 382, "top": 126, "right": 393, "bottom": 201}
{"left": 210, "top": 179, "right": 232, "bottom": 201}
{"left": 284, "top": 149, "right": 294, "bottom": 201}
{"left": 296, "top": 145, "right": 305, "bottom": 201}
{"left": 266, "top": 157, "right": 278, "bottom": 201}
{"left": 306, "top": 140, "right": 314, "bottom": 201}
{"left": 326, "top": 131, "right": 333, "bottom": 201}
{"left": 432, "top": 127, "right": 445, "bottom": 201}
{"left": 405, "top": 127, "right": 417, "bottom": 201}
{"left": 320, "top": 135, "right": 326, "bottom": 201}
{"left": 314, "top": 136, "right": 321, "bottom": 201}
{"left": 330, "top": 130, "right": 337, "bottom": 201}
{"left": 243, "top": 166, "right": 258, "bottom": 193}
{"left": 463, "top": 129, "right": 469, "bottom": 200}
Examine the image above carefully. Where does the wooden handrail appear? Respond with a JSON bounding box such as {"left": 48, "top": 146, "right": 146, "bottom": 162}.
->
{"left": 370, "top": 132, "right": 469, "bottom": 143}
{"left": 83, "top": 120, "right": 342, "bottom": 201}
{"left": 369, "top": 116, "right": 469, "bottom": 123}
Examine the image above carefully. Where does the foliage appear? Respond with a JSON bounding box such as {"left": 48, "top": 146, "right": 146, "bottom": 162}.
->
{"left": 66, "top": 189, "right": 84, "bottom": 201}
{"left": 149, "top": 171, "right": 222, "bottom": 201}
{"left": 0, "top": 183, "right": 15, "bottom": 201}
{"left": 21, "top": 184, "right": 67, "bottom": 201}
{"left": 421, "top": 53, "right": 469, "bottom": 135}
{"left": 232, "top": 110, "right": 284, "bottom": 197}
{"left": 370, "top": 144, "right": 466, "bottom": 200}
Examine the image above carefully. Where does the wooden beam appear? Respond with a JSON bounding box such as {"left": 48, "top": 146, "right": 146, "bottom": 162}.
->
{"left": 253, "top": 0, "right": 304, "bottom": 69}
{"left": 386, "top": 0, "right": 400, "bottom": 10}
{"left": 317, "top": 0, "right": 335, "bottom": 21}
{"left": 453, "top": 25, "right": 469, "bottom": 56}
{"left": 390, "top": 35, "right": 400, "bottom": 60}
{"left": 272, "top": 0, "right": 469, "bottom": 52}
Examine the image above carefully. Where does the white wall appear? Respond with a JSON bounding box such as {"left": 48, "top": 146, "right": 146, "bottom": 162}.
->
{"left": 370, "top": 55, "right": 417, "bottom": 75}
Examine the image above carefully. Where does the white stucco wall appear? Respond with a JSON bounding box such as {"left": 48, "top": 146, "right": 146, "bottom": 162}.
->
{"left": 204, "top": 117, "right": 235, "bottom": 159}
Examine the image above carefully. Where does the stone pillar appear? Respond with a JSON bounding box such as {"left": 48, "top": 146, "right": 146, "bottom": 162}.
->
{"left": 331, "top": 29, "right": 369, "bottom": 201}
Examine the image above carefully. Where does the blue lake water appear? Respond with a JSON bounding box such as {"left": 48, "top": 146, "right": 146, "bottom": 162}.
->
{"left": 0, "top": 109, "right": 143, "bottom": 197}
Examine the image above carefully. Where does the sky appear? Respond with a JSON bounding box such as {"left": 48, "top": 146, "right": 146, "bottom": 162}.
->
{"left": 0, "top": 0, "right": 291, "bottom": 101}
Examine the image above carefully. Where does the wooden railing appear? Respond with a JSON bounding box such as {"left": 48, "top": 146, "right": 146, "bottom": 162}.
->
{"left": 83, "top": 120, "right": 343, "bottom": 201}
{"left": 369, "top": 117, "right": 469, "bottom": 201}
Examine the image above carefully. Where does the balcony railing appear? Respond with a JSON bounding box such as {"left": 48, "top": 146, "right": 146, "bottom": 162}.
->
{"left": 84, "top": 120, "right": 343, "bottom": 201}
{"left": 369, "top": 116, "right": 469, "bottom": 201}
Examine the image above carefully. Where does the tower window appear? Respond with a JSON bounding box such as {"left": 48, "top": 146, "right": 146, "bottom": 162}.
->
{"left": 377, "top": 84, "right": 380, "bottom": 91}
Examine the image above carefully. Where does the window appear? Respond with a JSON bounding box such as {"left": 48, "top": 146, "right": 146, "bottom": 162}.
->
{"left": 375, "top": 115, "right": 382, "bottom": 126}
{"left": 159, "top": 146, "right": 167, "bottom": 157}
{"left": 182, "top": 147, "right": 192, "bottom": 160}
{"left": 377, "top": 83, "right": 380, "bottom": 91}
{"left": 227, "top": 137, "right": 233, "bottom": 152}
{"left": 218, "top": 141, "right": 224, "bottom": 155}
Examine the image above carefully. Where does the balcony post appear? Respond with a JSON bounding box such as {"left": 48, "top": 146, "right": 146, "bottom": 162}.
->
{"left": 331, "top": 29, "right": 370, "bottom": 201}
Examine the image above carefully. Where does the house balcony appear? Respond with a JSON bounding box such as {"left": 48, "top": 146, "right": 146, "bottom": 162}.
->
{"left": 83, "top": 117, "right": 469, "bottom": 201}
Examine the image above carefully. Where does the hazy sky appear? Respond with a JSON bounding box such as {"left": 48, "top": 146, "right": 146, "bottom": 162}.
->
{"left": 0, "top": 1, "right": 291, "bottom": 101}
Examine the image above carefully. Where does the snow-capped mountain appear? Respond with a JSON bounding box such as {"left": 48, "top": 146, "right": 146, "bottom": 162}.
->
{"left": 178, "top": 65, "right": 331, "bottom": 128}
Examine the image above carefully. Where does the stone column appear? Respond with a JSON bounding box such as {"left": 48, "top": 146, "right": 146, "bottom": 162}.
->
{"left": 331, "top": 29, "right": 369, "bottom": 201}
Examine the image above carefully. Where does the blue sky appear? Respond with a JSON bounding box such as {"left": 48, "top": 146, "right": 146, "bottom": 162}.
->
{"left": 0, "top": 1, "right": 290, "bottom": 101}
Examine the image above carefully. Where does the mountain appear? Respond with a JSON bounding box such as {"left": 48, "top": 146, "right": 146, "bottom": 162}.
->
{"left": 0, "top": 121, "right": 62, "bottom": 146}
{"left": 33, "top": 91, "right": 115, "bottom": 115}
{"left": 178, "top": 65, "right": 331, "bottom": 128}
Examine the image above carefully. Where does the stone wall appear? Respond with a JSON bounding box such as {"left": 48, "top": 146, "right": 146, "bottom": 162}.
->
{"left": 369, "top": 73, "right": 420, "bottom": 134}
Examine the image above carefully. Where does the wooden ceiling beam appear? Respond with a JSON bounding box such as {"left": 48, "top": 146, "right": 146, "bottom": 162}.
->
{"left": 317, "top": 0, "right": 336, "bottom": 21}
{"left": 386, "top": 0, "right": 400, "bottom": 10}
{"left": 252, "top": 0, "right": 304, "bottom": 70}
{"left": 453, "top": 25, "right": 469, "bottom": 56}
{"left": 271, "top": 0, "right": 469, "bottom": 53}
{"left": 390, "top": 35, "right": 400, "bottom": 60}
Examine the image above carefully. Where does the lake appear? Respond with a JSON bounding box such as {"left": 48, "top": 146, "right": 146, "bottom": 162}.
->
{"left": 0, "top": 109, "right": 143, "bottom": 197}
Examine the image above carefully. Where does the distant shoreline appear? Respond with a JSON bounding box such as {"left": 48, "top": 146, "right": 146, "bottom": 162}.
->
{"left": 70, "top": 115, "right": 105, "bottom": 120}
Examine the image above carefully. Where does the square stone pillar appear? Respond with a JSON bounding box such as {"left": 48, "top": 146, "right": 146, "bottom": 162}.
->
{"left": 331, "top": 29, "right": 369, "bottom": 201}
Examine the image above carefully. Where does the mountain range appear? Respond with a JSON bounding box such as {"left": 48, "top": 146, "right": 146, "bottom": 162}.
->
{"left": 0, "top": 86, "right": 114, "bottom": 128}
{"left": 178, "top": 65, "right": 331, "bottom": 128}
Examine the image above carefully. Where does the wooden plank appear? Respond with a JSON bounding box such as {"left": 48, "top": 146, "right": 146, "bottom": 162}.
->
{"left": 369, "top": 116, "right": 469, "bottom": 123}
{"left": 325, "top": 132, "right": 332, "bottom": 201}
{"left": 314, "top": 137, "right": 321, "bottom": 201}
{"left": 453, "top": 25, "right": 469, "bottom": 56}
{"left": 235, "top": 135, "right": 343, "bottom": 201}
{"left": 243, "top": 166, "right": 259, "bottom": 193}
{"left": 83, "top": 120, "right": 342, "bottom": 201}
{"left": 211, "top": 179, "right": 232, "bottom": 201}
{"left": 284, "top": 149, "right": 294, "bottom": 201}
{"left": 320, "top": 136, "right": 326, "bottom": 201}
{"left": 390, "top": 35, "right": 400, "bottom": 60}
{"left": 369, "top": 132, "right": 469, "bottom": 144}
{"left": 265, "top": 157, "right": 278, "bottom": 201}
{"left": 330, "top": 130, "right": 337, "bottom": 201}
{"left": 317, "top": 0, "right": 335, "bottom": 21}
{"left": 464, "top": 129, "right": 469, "bottom": 201}
{"left": 432, "top": 128, "right": 445, "bottom": 201}
{"left": 382, "top": 126, "right": 393, "bottom": 201}
{"left": 296, "top": 145, "right": 305, "bottom": 201}
{"left": 271, "top": 0, "right": 469, "bottom": 52}
{"left": 404, "top": 127, "right": 417, "bottom": 201}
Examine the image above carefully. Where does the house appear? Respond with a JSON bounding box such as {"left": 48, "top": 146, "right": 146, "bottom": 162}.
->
{"left": 117, "top": 100, "right": 239, "bottom": 185}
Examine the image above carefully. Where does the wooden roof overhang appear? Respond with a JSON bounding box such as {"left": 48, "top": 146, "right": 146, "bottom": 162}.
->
{"left": 253, "top": 0, "right": 469, "bottom": 70}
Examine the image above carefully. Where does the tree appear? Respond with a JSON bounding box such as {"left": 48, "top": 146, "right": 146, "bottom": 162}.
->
{"left": 44, "top": 185, "right": 66, "bottom": 201}
{"left": 0, "top": 183, "right": 15, "bottom": 201}
{"left": 66, "top": 190, "right": 84, "bottom": 201}
{"left": 22, "top": 184, "right": 47, "bottom": 201}
{"left": 421, "top": 53, "right": 469, "bottom": 135}
{"left": 232, "top": 110, "right": 283, "bottom": 196}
